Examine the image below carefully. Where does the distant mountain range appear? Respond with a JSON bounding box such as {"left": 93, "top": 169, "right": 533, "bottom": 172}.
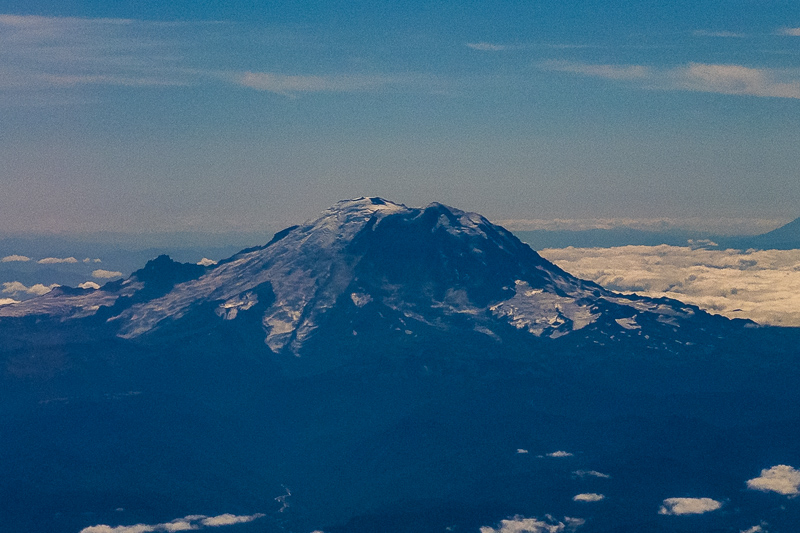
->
{"left": 516, "top": 216, "right": 800, "bottom": 249}
{"left": 730, "top": 216, "right": 800, "bottom": 250}
{"left": 1, "top": 198, "right": 799, "bottom": 533}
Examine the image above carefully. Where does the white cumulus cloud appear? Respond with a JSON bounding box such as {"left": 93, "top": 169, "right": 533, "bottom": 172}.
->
{"left": 79, "top": 281, "right": 102, "bottom": 290}
{"left": 573, "top": 493, "right": 604, "bottom": 502}
{"left": 1, "top": 254, "right": 30, "bottom": 262}
{"left": 480, "top": 516, "right": 567, "bottom": 533}
{"left": 539, "top": 246, "right": 800, "bottom": 327}
{"left": 80, "top": 513, "right": 265, "bottom": 533}
{"left": 197, "top": 257, "right": 217, "bottom": 266}
{"left": 38, "top": 256, "right": 79, "bottom": 264}
{"left": 2, "top": 281, "right": 59, "bottom": 295}
{"left": 546, "top": 451, "right": 574, "bottom": 457}
{"left": 741, "top": 524, "right": 768, "bottom": 533}
{"left": 0, "top": 298, "right": 20, "bottom": 306}
{"left": 92, "top": 269, "right": 124, "bottom": 279}
{"left": 746, "top": 465, "right": 800, "bottom": 496}
{"left": 658, "top": 497, "right": 722, "bottom": 515}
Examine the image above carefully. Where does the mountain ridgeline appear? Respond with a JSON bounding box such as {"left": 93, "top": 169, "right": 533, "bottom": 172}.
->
{"left": 0, "top": 198, "right": 737, "bottom": 359}
{"left": 1, "top": 198, "right": 799, "bottom": 533}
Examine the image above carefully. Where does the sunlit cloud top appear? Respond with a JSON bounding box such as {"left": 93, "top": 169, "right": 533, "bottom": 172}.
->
{"left": 540, "top": 246, "right": 800, "bottom": 327}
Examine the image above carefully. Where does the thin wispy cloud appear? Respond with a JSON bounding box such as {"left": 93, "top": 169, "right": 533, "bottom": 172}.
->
{"left": 0, "top": 14, "right": 440, "bottom": 99}
{"left": 0, "top": 15, "right": 191, "bottom": 91}
{"left": 778, "top": 27, "right": 800, "bottom": 36}
{"left": 41, "top": 74, "right": 190, "bottom": 88}
{"left": 679, "top": 62, "right": 800, "bottom": 99}
{"left": 466, "top": 42, "right": 509, "bottom": 51}
{"left": 540, "top": 60, "right": 650, "bottom": 80}
{"left": 466, "top": 41, "right": 597, "bottom": 52}
{"left": 539, "top": 59, "right": 800, "bottom": 100}
{"left": 573, "top": 470, "right": 611, "bottom": 479}
{"left": 693, "top": 30, "right": 747, "bottom": 38}
{"left": 235, "top": 72, "right": 410, "bottom": 95}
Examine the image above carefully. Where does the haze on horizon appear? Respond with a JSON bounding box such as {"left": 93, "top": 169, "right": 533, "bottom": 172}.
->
{"left": 0, "top": 1, "right": 798, "bottom": 236}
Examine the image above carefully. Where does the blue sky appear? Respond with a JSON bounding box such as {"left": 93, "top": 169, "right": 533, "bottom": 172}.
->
{"left": 1, "top": 1, "right": 798, "bottom": 235}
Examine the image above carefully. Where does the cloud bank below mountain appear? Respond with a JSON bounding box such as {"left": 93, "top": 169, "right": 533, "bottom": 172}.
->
{"left": 540, "top": 246, "right": 800, "bottom": 327}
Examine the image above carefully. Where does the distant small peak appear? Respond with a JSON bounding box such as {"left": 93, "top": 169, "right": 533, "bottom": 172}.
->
{"left": 132, "top": 255, "right": 206, "bottom": 286}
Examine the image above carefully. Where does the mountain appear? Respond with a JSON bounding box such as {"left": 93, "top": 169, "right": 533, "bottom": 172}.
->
{"left": 737, "top": 216, "right": 800, "bottom": 249}
{"left": 1, "top": 198, "right": 799, "bottom": 533}
{"left": 0, "top": 198, "right": 729, "bottom": 355}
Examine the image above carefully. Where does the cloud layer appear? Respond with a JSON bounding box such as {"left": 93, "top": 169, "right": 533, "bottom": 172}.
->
{"left": 658, "top": 497, "right": 722, "bottom": 515}
{"left": 539, "top": 246, "right": 800, "bottom": 327}
{"left": 746, "top": 465, "right": 800, "bottom": 496}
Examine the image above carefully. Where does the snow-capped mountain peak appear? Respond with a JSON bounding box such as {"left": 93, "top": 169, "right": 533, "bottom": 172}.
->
{"left": 0, "top": 197, "right": 704, "bottom": 357}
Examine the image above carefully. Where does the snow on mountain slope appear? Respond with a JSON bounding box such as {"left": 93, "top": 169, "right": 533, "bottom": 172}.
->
{"left": 0, "top": 197, "right": 704, "bottom": 353}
